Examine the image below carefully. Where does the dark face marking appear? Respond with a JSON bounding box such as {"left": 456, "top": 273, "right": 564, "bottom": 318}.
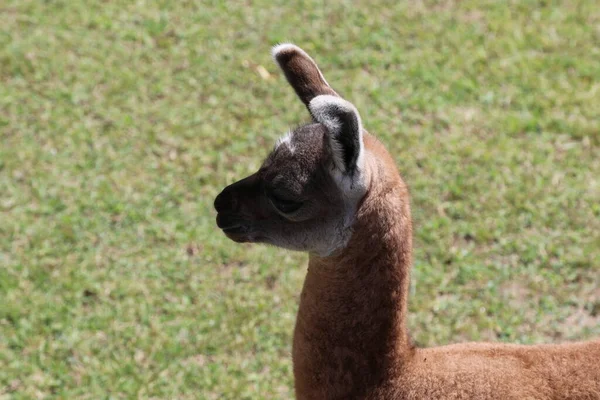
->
{"left": 214, "top": 123, "right": 360, "bottom": 255}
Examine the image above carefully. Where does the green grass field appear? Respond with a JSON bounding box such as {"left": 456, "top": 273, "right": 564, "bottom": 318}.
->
{"left": 1, "top": 0, "right": 599, "bottom": 398}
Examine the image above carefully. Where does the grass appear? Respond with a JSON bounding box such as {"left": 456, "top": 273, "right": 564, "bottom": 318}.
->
{"left": 1, "top": 0, "right": 599, "bottom": 398}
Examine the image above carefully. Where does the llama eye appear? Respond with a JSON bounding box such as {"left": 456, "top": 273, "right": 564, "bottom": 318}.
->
{"left": 269, "top": 194, "right": 303, "bottom": 214}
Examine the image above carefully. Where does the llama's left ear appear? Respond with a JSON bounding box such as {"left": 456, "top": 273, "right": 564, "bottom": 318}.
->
{"left": 309, "top": 95, "right": 364, "bottom": 176}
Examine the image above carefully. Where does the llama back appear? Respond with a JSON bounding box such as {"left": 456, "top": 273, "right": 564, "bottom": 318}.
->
{"left": 389, "top": 340, "right": 600, "bottom": 399}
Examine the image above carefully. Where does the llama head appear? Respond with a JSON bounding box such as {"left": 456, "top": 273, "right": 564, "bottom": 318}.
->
{"left": 214, "top": 44, "right": 371, "bottom": 256}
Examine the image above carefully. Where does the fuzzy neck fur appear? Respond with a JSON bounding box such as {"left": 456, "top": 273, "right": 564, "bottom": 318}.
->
{"left": 293, "top": 135, "right": 414, "bottom": 399}
{"left": 291, "top": 134, "right": 600, "bottom": 400}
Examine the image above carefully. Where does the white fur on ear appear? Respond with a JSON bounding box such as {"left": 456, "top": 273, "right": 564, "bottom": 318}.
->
{"left": 271, "top": 43, "right": 331, "bottom": 87}
{"left": 271, "top": 43, "right": 304, "bottom": 60}
{"left": 308, "top": 95, "right": 364, "bottom": 176}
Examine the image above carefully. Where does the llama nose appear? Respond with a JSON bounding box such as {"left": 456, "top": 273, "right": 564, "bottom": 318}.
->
{"left": 214, "top": 189, "right": 237, "bottom": 213}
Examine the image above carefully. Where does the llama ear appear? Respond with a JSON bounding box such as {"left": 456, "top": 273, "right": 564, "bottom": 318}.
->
{"left": 272, "top": 43, "right": 340, "bottom": 116}
{"left": 309, "top": 95, "right": 364, "bottom": 176}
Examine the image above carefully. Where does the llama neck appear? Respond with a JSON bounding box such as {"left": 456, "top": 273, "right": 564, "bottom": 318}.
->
{"left": 293, "top": 177, "right": 413, "bottom": 399}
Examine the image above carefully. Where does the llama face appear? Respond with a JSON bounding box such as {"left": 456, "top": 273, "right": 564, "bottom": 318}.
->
{"left": 214, "top": 118, "right": 368, "bottom": 256}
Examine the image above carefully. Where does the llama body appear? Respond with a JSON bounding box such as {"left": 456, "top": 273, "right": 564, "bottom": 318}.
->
{"left": 214, "top": 44, "right": 600, "bottom": 399}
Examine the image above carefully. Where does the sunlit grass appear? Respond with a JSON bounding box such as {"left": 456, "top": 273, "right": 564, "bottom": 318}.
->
{"left": 1, "top": 0, "right": 599, "bottom": 398}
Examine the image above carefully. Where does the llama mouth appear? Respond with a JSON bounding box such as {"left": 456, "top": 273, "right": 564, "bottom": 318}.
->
{"left": 216, "top": 214, "right": 252, "bottom": 242}
{"left": 222, "top": 227, "right": 254, "bottom": 243}
{"left": 222, "top": 225, "right": 249, "bottom": 235}
{"left": 216, "top": 213, "right": 247, "bottom": 231}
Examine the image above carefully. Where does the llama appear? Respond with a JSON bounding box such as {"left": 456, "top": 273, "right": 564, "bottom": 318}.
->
{"left": 214, "top": 44, "right": 600, "bottom": 399}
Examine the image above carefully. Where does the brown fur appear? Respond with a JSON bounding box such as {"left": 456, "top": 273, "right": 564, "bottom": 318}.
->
{"left": 215, "top": 44, "right": 600, "bottom": 399}
{"left": 294, "top": 133, "right": 600, "bottom": 399}
{"left": 273, "top": 44, "right": 339, "bottom": 117}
